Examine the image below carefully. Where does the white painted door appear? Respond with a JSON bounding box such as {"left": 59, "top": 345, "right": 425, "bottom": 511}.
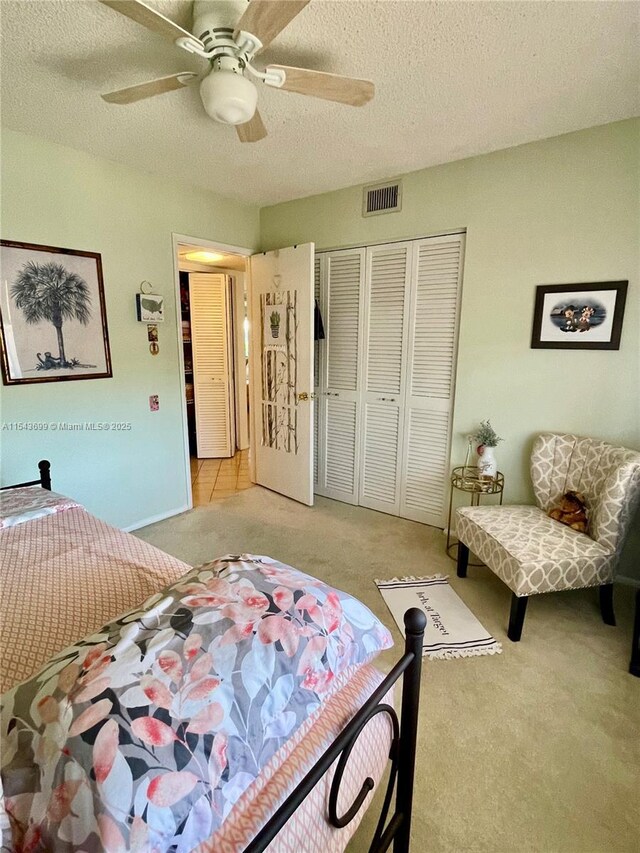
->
{"left": 358, "top": 243, "right": 412, "bottom": 514}
{"left": 315, "top": 248, "right": 365, "bottom": 504}
{"left": 190, "top": 273, "right": 234, "bottom": 458}
{"left": 399, "top": 233, "right": 465, "bottom": 525}
{"left": 249, "top": 244, "right": 315, "bottom": 505}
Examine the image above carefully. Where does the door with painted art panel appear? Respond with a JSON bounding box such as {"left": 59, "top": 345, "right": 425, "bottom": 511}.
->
{"left": 315, "top": 248, "right": 365, "bottom": 504}
{"left": 249, "top": 244, "right": 315, "bottom": 506}
{"left": 399, "top": 233, "right": 465, "bottom": 525}
{"left": 358, "top": 242, "right": 413, "bottom": 515}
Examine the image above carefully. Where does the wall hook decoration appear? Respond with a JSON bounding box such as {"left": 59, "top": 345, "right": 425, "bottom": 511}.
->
{"left": 136, "top": 281, "right": 164, "bottom": 323}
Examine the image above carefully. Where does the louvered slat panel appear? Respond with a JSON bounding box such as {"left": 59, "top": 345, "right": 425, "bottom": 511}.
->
{"left": 315, "top": 248, "right": 363, "bottom": 504}
{"left": 327, "top": 253, "right": 361, "bottom": 391}
{"left": 411, "top": 237, "right": 462, "bottom": 399}
{"left": 325, "top": 399, "right": 357, "bottom": 494}
{"left": 366, "top": 247, "right": 408, "bottom": 394}
{"left": 190, "top": 286, "right": 226, "bottom": 374}
{"left": 402, "top": 409, "right": 450, "bottom": 524}
{"left": 190, "top": 274, "right": 232, "bottom": 458}
{"left": 193, "top": 382, "right": 231, "bottom": 457}
{"left": 399, "top": 233, "right": 464, "bottom": 527}
{"left": 314, "top": 255, "right": 321, "bottom": 389}
{"left": 360, "top": 404, "right": 400, "bottom": 508}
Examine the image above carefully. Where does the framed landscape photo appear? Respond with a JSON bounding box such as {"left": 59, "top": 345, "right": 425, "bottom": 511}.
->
{"left": 531, "top": 281, "right": 628, "bottom": 350}
{"left": 0, "top": 240, "right": 112, "bottom": 385}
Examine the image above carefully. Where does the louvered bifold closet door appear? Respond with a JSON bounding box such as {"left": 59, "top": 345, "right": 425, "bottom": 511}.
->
{"left": 399, "top": 234, "right": 464, "bottom": 525}
{"left": 315, "top": 249, "right": 365, "bottom": 504}
{"left": 313, "top": 255, "right": 324, "bottom": 489}
{"left": 190, "top": 273, "right": 234, "bottom": 458}
{"left": 358, "top": 243, "right": 412, "bottom": 515}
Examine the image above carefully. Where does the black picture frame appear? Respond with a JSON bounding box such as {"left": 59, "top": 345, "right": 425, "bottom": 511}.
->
{"left": 531, "top": 281, "right": 628, "bottom": 350}
{"left": 0, "top": 239, "right": 112, "bottom": 385}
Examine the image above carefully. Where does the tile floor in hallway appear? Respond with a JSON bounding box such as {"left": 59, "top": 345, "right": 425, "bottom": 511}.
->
{"left": 190, "top": 450, "right": 254, "bottom": 504}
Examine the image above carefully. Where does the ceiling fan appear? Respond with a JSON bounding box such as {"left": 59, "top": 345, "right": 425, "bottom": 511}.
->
{"left": 98, "top": 0, "right": 375, "bottom": 142}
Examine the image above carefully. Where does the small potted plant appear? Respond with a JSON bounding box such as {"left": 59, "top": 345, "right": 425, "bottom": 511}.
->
{"left": 474, "top": 420, "right": 503, "bottom": 479}
{"left": 270, "top": 310, "right": 281, "bottom": 339}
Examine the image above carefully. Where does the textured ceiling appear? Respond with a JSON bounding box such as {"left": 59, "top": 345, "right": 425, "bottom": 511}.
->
{"left": 1, "top": 0, "right": 638, "bottom": 206}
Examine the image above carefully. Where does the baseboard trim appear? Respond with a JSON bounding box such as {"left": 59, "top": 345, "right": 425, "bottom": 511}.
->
{"left": 123, "top": 504, "right": 190, "bottom": 532}
{"left": 616, "top": 575, "right": 640, "bottom": 588}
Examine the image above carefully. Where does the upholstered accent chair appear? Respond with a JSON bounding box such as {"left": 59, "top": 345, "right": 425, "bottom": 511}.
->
{"left": 455, "top": 433, "right": 640, "bottom": 641}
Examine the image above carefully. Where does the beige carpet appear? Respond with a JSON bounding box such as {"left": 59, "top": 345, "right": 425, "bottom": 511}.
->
{"left": 136, "top": 487, "right": 640, "bottom": 853}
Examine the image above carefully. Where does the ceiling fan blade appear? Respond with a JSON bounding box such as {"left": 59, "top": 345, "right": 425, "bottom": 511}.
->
{"left": 101, "top": 73, "right": 197, "bottom": 104}
{"left": 98, "top": 0, "right": 203, "bottom": 47}
{"left": 235, "top": 0, "right": 310, "bottom": 51}
{"left": 236, "top": 109, "right": 268, "bottom": 143}
{"left": 266, "top": 65, "right": 374, "bottom": 106}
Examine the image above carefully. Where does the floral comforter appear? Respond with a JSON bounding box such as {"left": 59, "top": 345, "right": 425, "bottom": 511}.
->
{"left": 1, "top": 555, "right": 392, "bottom": 852}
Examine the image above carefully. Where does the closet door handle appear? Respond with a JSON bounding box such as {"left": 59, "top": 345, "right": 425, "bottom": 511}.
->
{"left": 377, "top": 396, "right": 396, "bottom": 402}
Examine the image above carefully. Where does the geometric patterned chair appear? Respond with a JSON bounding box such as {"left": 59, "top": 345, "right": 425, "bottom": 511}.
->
{"left": 455, "top": 433, "right": 640, "bottom": 641}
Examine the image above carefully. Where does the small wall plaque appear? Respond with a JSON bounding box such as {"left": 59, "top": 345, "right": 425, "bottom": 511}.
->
{"left": 136, "top": 293, "right": 164, "bottom": 323}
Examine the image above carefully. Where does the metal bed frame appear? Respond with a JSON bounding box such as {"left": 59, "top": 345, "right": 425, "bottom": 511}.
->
{"left": 0, "top": 459, "right": 51, "bottom": 491}
{"left": 246, "top": 607, "right": 426, "bottom": 853}
{"left": 2, "top": 460, "right": 428, "bottom": 851}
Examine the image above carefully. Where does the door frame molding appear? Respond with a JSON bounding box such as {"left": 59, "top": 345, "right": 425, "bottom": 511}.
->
{"left": 171, "top": 233, "right": 253, "bottom": 509}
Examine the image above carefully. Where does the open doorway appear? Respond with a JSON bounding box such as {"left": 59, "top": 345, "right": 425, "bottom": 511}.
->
{"left": 173, "top": 235, "right": 316, "bottom": 511}
{"left": 172, "top": 234, "right": 254, "bottom": 507}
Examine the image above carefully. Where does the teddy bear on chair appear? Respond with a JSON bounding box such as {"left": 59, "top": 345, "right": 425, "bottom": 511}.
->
{"left": 548, "top": 490, "right": 589, "bottom": 534}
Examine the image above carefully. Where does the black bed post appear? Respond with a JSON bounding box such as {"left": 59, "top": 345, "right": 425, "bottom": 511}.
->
{"left": 38, "top": 459, "right": 51, "bottom": 490}
{"left": 394, "top": 607, "right": 427, "bottom": 853}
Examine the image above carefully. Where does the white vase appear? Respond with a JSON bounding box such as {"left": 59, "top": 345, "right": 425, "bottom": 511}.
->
{"left": 477, "top": 445, "right": 497, "bottom": 479}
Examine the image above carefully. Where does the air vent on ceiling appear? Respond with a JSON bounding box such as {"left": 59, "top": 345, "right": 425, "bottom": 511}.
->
{"left": 362, "top": 180, "right": 402, "bottom": 217}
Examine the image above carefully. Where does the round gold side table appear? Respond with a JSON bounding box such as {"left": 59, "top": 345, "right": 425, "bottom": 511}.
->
{"left": 446, "top": 466, "right": 504, "bottom": 562}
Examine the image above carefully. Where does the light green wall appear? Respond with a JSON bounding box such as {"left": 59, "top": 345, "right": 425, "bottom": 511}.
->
{"left": 0, "top": 129, "right": 260, "bottom": 528}
{"left": 2, "top": 122, "right": 638, "bottom": 574}
{"left": 261, "top": 119, "right": 640, "bottom": 576}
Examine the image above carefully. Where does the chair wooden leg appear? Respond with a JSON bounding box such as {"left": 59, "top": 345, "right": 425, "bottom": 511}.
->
{"left": 508, "top": 594, "right": 528, "bottom": 642}
{"left": 599, "top": 583, "right": 616, "bottom": 627}
{"left": 457, "top": 543, "right": 469, "bottom": 578}
{"left": 630, "top": 589, "right": 640, "bottom": 678}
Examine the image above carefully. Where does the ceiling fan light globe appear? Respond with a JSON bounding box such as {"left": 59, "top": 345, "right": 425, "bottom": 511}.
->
{"left": 200, "top": 70, "right": 258, "bottom": 125}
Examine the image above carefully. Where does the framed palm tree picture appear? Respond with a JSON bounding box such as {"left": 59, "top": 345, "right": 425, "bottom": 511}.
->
{"left": 0, "top": 240, "right": 112, "bottom": 385}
